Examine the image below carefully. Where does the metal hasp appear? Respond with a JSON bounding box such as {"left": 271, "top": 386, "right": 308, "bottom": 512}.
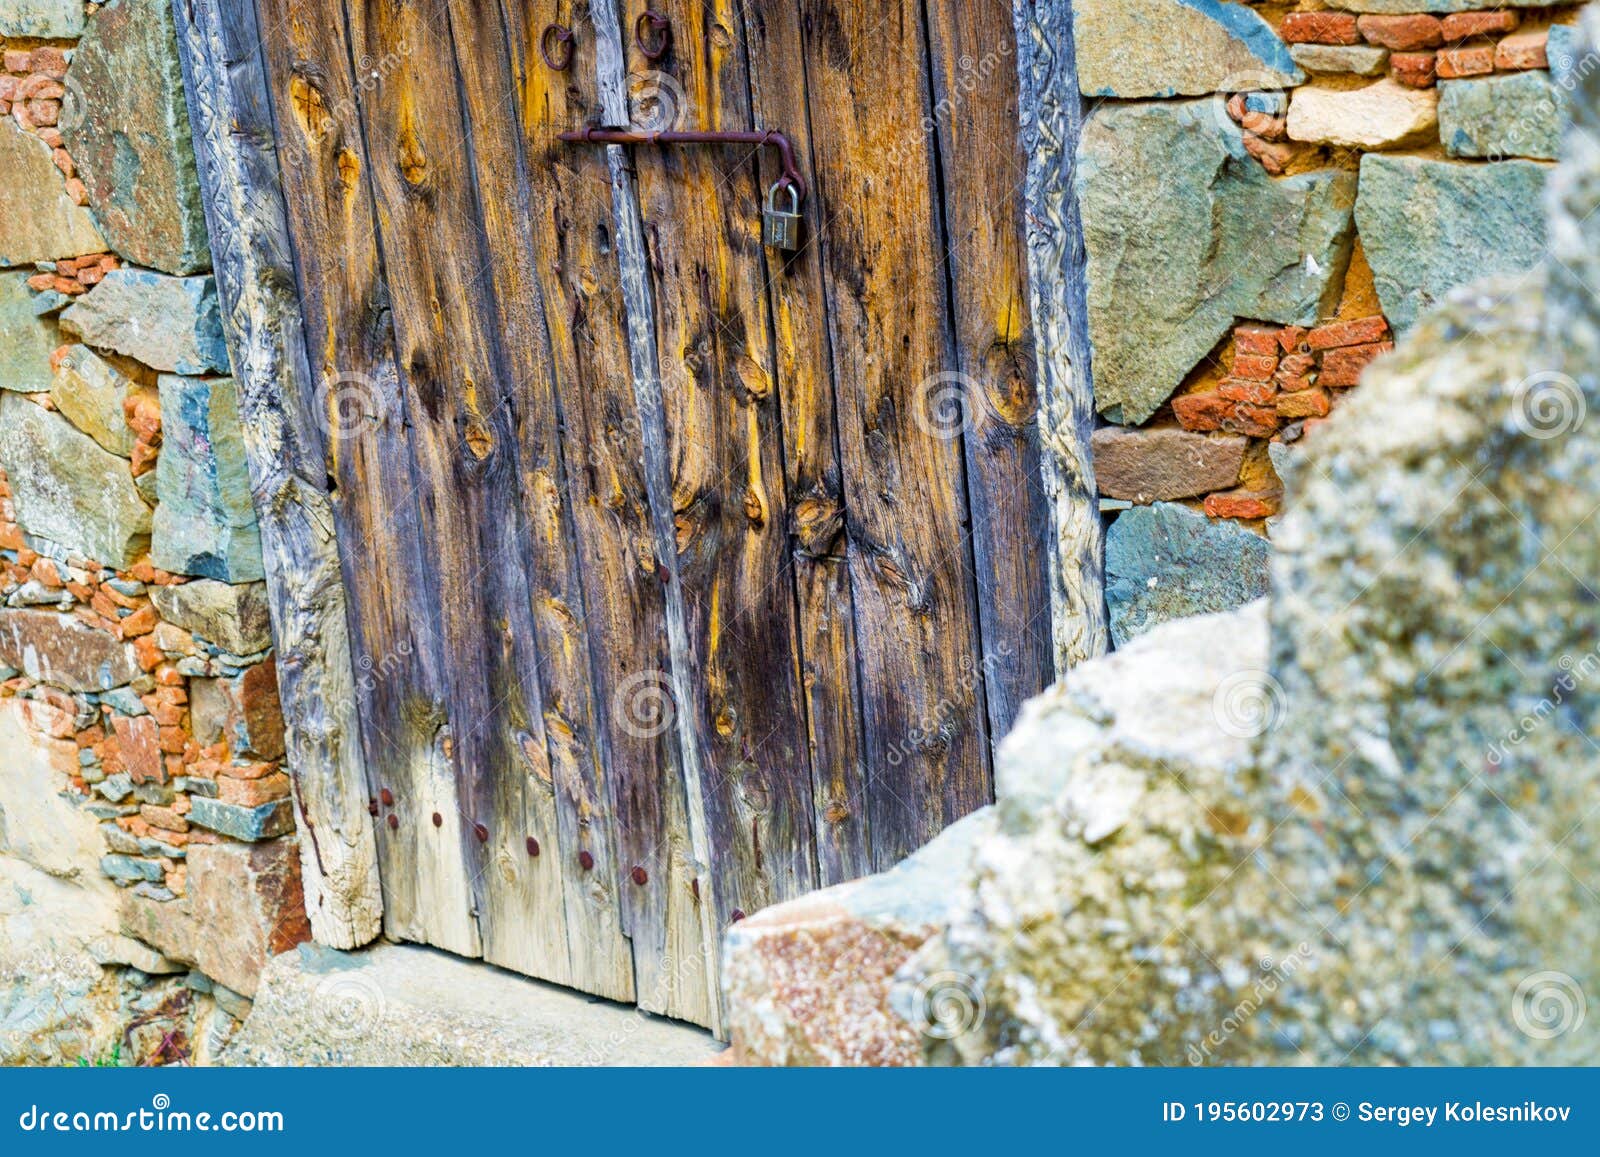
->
{"left": 556, "top": 126, "right": 808, "bottom": 203}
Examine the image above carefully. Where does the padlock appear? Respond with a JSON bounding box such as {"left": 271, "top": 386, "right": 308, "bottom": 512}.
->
{"left": 763, "top": 180, "right": 802, "bottom": 251}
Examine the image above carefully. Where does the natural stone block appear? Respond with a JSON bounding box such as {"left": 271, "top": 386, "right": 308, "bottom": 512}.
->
{"left": 188, "top": 795, "right": 294, "bottom": 842}
{"left": 1289, "top": 44, "right": 1389, "bottom": 77}
{"left": 0, "top": 609, "right": 140, "bottom": 690}
{"left": 151, "top": 375, "right": 263, "bottom": 582}
{"left": 1078, "top": 100, "right": 1356, "bottom": 425}
{"left": 149, "top": 579, "right": 273, "bottom": 655}
{"left": 191, "top": 663, "right": 284, "bottom": 761}
{"left": 0, "top": 0, "right": 85, "bottom": 37}
{"left": 1549, "top": 24, "right": 1579, "bottom": 89}
{"left": 0, "top": 271, "right": 59, "bottom": 393}
{"left": 181, "top": 839, "right": 310, "bottom": 997}
{"left": 49, "top": 344, "right": 136, "bottom": 456}
{"left": 100, "top": 854, "right": 163, "bottom": 884}
{"left": 1357, "top": 154, "right": 1548, "bottom": 333}
{"left": 1074, "top": 0, "right": 1301, "bottom": 98}
{"left": 0, "top": 393, "right": 151, "bottom": 567}
{"left": 60, "top": 0, "right": 210, "bottom": 275}
{"left": 1091, "top": 427, "right": 1247, "bottom": 504}
{"left": 110, "top": 714, "right": 163, "bottom": 783}
{"left": 1356, "top": 14, "right": 1442, "bottom": 52}
{"left": 1286, "top": 79, "right": 1439, "bottom": 149}
{"left": 0, "top": 118, "right": 105, "bottom": 267}
{"left": 59, "top": 269, "right": 229, "bottom": 376}
{"left": 1105, "top": 501, "right": 1271, "bottom": 646}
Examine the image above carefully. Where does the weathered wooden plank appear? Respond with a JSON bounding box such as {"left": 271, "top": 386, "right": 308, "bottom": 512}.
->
{"left": 782, "top": 0, "right": 993, "bottom": 870}
{"left": 443, "top": 0, "right": 634, "bottom": 1002}
{"left": 504, "top": 0, "right": 715, "bottom": 1026}
{"left": 587, "top": 0, "right": 722, "bottom": 1032}
{"left": 616, "top": 0, "right": 819, "bottom": 945}
{"left": 736, "top": 0, "right": 871, "bottom": 887}
{"left": 1011, "top": 0, "right": 1107, "bottom": 668}
{"left": 172, "top": 0, "right": 382, "bottom": 949}
{"left": 925, "top": 1, "right": 1055, "bottom": 737}
{"left": 253, "top": 0, "right": 481, "bottom": 957}
{"left": 334, "top": 0, "right": 587, "bottom": 985}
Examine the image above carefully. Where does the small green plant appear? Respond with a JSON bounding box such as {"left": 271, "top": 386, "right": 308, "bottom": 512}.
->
{"left": 73, "top": 1041, "right": 122, "bottom": 1068}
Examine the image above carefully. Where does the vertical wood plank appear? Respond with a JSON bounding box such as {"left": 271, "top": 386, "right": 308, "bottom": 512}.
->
{"left": 616, "top": 0, "right": 820, "bottom": 941}
{"left": 503, "top": 0, "right": 715, "bottom": 1026}
{"left": 444, "top": 0, "right": 635, "bottom": 1002}
{"left": 335, "top": 0, "right": 585, "bottom": 986}
{"left": 924, "top": 0, "right": 1055, "bottom": 737}
{"left": 1011, "top": 0, "right": 1107, "bottom": 667}
{"left": 254, "top": 0, "right": 482, "bottom": 958}
{"left": 736, "top": 0, "right": 872, "bottom": 886}
{"left": 172, "top": 0, "right": 383, "bottom": 948}
{"left": 779, "top": 0, "right": 994, "bottom": 869}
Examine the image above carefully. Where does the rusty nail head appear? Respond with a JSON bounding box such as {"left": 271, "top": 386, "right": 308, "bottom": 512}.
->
{"left": 731, "top": 908, "right": 746, "bottom": 922}
{"left": 386, "top": 814, "right": 399, "bottom": 830}
{"left": 474, "top": 822, "right": 489, "bottom": 843}
{"left": 380, "top": 787, "right": 394, "bottom": 806}
{"left": 367, "top": 799, "right": 379, "bottom": 816}
{"left": 631, "top": 866, "right": 648, "bottom": 885}
{"left": 526, "top": 836, "right": 540, "bottom": 857}
{"left": 432, "top": 811, "right": 442, "bottom": 827}
{"left": 578, "top": 850, "right": 595, "bottom": 871}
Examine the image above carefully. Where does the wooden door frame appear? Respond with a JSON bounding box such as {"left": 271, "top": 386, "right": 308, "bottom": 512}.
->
{"left": 171, "top": 0, "right": 1103, "bottom": 965}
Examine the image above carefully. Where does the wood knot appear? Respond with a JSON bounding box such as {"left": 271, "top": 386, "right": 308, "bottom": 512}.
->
{"left": 790, "top": 496, "right": 844, "bottom": 558}
{"left": 743, "top": 485, "right": 766, "bottom": 528}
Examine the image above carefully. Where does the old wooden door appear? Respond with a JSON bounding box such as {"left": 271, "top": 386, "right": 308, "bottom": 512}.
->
{"left": 249, "top": 0, "right": 1048, "bottom": 1030}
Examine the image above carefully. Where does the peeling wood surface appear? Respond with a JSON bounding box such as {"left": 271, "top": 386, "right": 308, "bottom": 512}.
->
{"left": 226, "top": 0, "right": 1070, "bottom": 1032}
{"left": 171, "top": 0, "right": 383, "bottom": 949}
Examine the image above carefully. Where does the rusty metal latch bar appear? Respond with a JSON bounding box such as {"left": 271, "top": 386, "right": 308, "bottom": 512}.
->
{"left": 557, "top": 126, "right": 807, "bottom": 203}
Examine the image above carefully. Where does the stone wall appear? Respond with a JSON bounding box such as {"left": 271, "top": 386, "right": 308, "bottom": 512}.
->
{"left": 1082, "top": 0, "right": 1578, "bottom": 645}
{"left": 0, "top": 0, "right": 306, "bottom": 1066}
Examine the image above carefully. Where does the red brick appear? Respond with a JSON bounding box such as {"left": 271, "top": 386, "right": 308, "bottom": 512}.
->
{"left": 1172, "top": 392, "right": 1233, "bottom": 432}
{"left": 133, "top": 633, "right": 164, "bottom": 672}
{"left": 1495, "top": 30, "right": 1547, "bottom": 71}
{"left": 1221, "top": 404, "right": 1280, "bottom": 439}
{"left": 1278, "top": 326, "right": 1308, "bottom": 354}
{"left": 1437, "top": 45, "right": 1495, "bottom": 78}
{"left": 1233, "top": 326, "right": 1280, "bottom": 357}
{"left": 1358, "top": 14, "right": 1442, "bottom": 51}
{"left": 116, "top": 602, "right": 159, "bottom": 639}
{"left": 1204, "top": 489, "right": 1282, "bottom": 520}
{"left": 1441, "top": 11, "right": 1518, "bottom": 41}
{"left": 3, "top": 50, "right": 31, "bottom": 74}
{"left": 1307, "top": 316, "right": 1390, "bottom": 351}
{"left": 1277, "top": 351, "right": 1317, "bottom": 379}
{"left": 28, "top": 48, "right": 68, "bottom": 75}
{"left": 1218, "top": 379, "right": 1277, "bottom": 405}
{"left": 1231, "top": 353, "right": 1278, "bottom": 382}
{"left": 1276, "top": 388, "right": 1333, "bottom": 419}
{"left": 1241, "top": 133, "right": 1292, "bottom": 176}
{"left": 112, "top": 715, "right": 164, "bottom": 784}
{"left": 1321, "top": 341, "right": 1394, "bottom": 387}
{"left": 1281, "top": 12, "right": 1360, "bottom": 45}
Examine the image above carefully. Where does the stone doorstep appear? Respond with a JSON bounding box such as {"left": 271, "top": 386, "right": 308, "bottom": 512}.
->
{"left": 225, "top": 942, "right": 723, "bottom": 1067}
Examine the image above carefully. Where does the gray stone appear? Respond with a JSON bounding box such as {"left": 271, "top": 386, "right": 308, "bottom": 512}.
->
{"left": 0, "top": 118, "right": 106, "bottom": 267}
{"left": 212, "top": 984, "right": 252, "bottom": 1022}
{"left": 1105, "top": 502, "right": 1271, "bottom": 646}
{"left": 60, "top": 0, "right": 210, "bottom": 275}
{"left": 49, "top": 345, "right": 136, "bottom": 456}
{"left": 1439, "top": 71, "right": 1564, "bottom": 161}
{"left": 1289, "top": 43, "right": 1389, "bottom": 77}
{"left": 0, "top": 394, "right": 151, "bottom": 567}
{"left": 59, "top": 270, "right": 228, "bottom": 375}
{"left": 1286, "top": 79, "right": 1438, "bottom": 149}
{"left": 98, "top": 776, "right": 134, "bottom": 804}
{"left": 1, "top": 272, "right": 60, "bottom": 393}
{"left": 1357, "top": 154, "right": 1548, "bottom": 335}
{"left": 228, "top": 942, "right": 720, "bottom": 1066}
{"left": 0, "top": 0, "right": 85, "bottom": 36}
{"left": 151, "top": 376, "right": 263, "bottom": 582}
{"left": 149, "top": 580, "right": 273, "bottom": 656}
{"left": 1074, "top": 0, "right": 1301, "bottom": 98}
{"left": 96, "top": 687, "right": 146, "bottom": 716}
{"left": 1549, "top": 24, "right": 1579, "bottom": 90}
{"left": 100, "top": 855, "right": 163, "bottom": 884}
{"left": 1078, "top": 100, "right": 1357, "bottom": 424}
{"left": 1090, "top": 427, "right": 1247, "bottom": 504}
{"left": 188, "top": 797, "right": 294, "bottom": 842}
{"left": 87, "top": 934, "right": 182, "bottom": 975}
